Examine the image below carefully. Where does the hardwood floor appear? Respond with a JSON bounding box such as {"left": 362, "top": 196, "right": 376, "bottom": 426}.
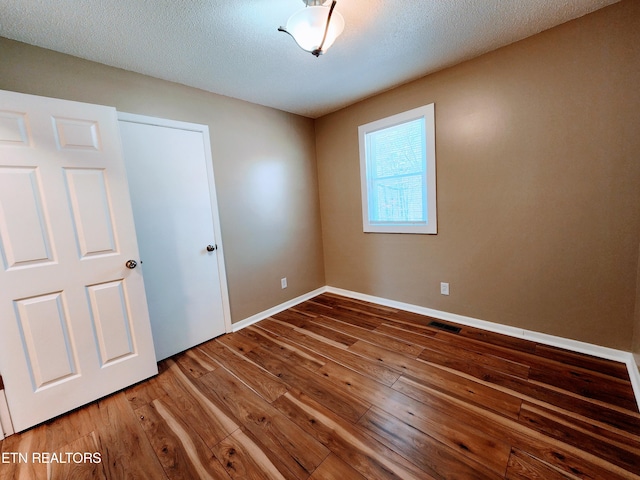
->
{"left": 1, "top": 293, "right": 640, "bottom": 479}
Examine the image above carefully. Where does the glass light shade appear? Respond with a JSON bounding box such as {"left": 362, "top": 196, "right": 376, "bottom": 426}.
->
{"left": 285, "top": 5, "right": 344, "bottom": 54}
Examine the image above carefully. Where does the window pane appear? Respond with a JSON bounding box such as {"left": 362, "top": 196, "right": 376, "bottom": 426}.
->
{"left": 370, "top": 174, "right": 426, "bottom": 223}
{"left": 358, "top": 103, "right": 436, "bottom": 234}
{"left": 366, "top": 117, "right": 426, "bottom": 223}
{"left": 368, "top": 118, "right": 425, "bottom": 180}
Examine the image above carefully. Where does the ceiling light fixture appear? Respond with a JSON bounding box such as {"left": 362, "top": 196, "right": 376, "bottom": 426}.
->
{"left": 278, "top": 0, "right": 345, "bottom": 57}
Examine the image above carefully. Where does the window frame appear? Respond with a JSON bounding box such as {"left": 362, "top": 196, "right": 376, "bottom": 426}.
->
{"left": 358, "top": 103, "right": 437, "bottom": 234}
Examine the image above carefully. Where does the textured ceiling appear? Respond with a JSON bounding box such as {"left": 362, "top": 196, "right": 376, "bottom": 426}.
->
{"left": 0, "top": 0, "right": 620, "bottom": 118}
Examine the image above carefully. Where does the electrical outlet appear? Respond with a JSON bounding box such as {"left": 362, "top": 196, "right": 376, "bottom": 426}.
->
{"left": 281, "top": 277, "right": 287, "bottom": 289}
{"left": 440, "top": 282, "right": 450, "bottom": 296}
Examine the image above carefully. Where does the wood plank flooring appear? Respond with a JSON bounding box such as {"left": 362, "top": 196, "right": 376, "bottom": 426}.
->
{"left": 1, "top": 293, "right": 640, "bottom": 479}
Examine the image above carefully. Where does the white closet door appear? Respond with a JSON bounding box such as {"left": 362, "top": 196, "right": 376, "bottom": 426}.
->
{"left": 118, "top": 114, "right": 230, "bottom": 361}
{"left": 0, "top": 90, "right": 157, "bottom": 432}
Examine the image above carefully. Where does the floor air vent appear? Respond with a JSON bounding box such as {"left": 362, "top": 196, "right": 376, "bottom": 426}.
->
{"left": 428, "top": 321, "right": 461, "bottom": 334}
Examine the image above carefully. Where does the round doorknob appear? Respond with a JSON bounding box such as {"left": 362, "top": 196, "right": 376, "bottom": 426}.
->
{"left": 125, "top": 260, "right": 137, "bottom": 269}
{"left": 206, "top": 244, "right": 217, "bottom": 252}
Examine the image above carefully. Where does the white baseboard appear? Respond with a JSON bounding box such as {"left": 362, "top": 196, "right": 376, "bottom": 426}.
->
{"left": 325, "top": 286, "right": 640, "bottom": 411}
{"left": 0, "top": 389, "right": 13, "bottom": 438}
{"left": 629, "top": 356, "right": 640, "bottom": 412}
{"left": 232, "top": 287, "right": 327, "bottom": 332}
{"left": 229, "top": 285, "right": 640, "bottom": 411}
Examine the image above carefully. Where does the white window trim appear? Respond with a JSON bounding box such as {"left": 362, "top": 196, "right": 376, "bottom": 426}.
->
{"left": 358, "top": 103, "right": 437, "bottom": 234}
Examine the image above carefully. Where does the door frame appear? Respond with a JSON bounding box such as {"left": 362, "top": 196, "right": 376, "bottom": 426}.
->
{"left": 117, "top": 112, "right": 232, "bottom": 334}
{"left": 0, "top": 385, "right": 12, "bottom": 438}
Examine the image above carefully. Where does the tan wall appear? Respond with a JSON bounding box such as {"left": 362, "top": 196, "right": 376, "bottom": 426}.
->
{"left": 0, "top": 37, "right": 325, "bottom": 323}
{"left": 315, "top": 0, "right": 640, "bottom": 350}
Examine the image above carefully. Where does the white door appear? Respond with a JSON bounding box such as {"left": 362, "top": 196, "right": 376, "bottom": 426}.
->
{"left": 118, "top": 114, "right": 231, "bottom": 361}
{"left": 0, "top": 90, "right": 157, "bottom": 432}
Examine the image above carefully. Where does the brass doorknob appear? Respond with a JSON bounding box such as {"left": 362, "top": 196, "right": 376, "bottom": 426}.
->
{"left": 125, "top": 260, "right": 137, "bottom": 269}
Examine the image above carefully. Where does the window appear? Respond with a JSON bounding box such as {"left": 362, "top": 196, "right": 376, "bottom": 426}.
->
{"left": 358, "top": 104, "right": 437, "bottom": 234}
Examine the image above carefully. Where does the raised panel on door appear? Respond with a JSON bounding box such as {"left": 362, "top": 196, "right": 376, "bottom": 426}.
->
{"left": 14, "top": 292, "right": 78, "bottom": 390}
{"left": 0, "top": 111, "right": 30, "bottom": 146}
{"left": 52, "top": 117, "right": 101, "bottom": 151}
{"left": 87, "top": 280, "right": 136, "bottom": 366}
{"left": 0, "top": 166, "right": 55, "bottom": 269}
{"left": 64, "top": 168, "right": 117, "bottom": 257}
{"left": 0, "top": 90, "right": 157, "bottom": 432}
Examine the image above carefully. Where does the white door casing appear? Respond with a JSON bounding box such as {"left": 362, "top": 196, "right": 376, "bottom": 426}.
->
{"left": 0, "top": 90, "right": 157, "bottom": 432}
{"left": 118, "top": 113, "right": 231, "bottom": 361}
{"left": 0, "top": 387, "right": 11, "bottom": 438}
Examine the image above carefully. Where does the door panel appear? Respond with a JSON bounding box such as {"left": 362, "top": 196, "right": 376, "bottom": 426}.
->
{"left": 87, "top": 280, "right": 136, "bottom": 366}
{"left": 64, "top": 168, "right": 117, "bottom": 257}
{"left": 0, "top": 167, "right": 54, "bottom": 268}
{"left": 52, "top": 117, "right": 101, "bottom": 151}
{"left": 119, "top": 115, "right": 230, "bottom": 360}
{"left": 0, "top": 111, "right": 30, "bottom": 146}
{"left": 0, "top": 90, "right": 157, "bottom": 432}
{"left": 15, "top": 292, "right": 78, "bottom": 389}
